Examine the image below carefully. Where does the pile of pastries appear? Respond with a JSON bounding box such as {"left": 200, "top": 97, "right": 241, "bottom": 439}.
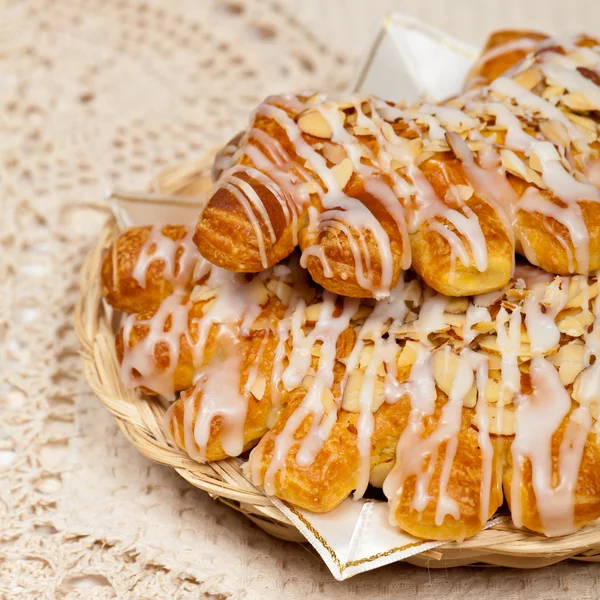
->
{"left": 101, "top": 30, "right": 600, "bottom": 541}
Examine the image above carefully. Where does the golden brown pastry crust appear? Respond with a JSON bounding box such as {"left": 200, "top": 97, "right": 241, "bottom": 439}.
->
{"left": 196, "top": 33, "right": 600, "bottom": 297}
{"left": 465, "top": 30, "right": 548, "bottom": 89}
{"left": 504, "top": 407, "right": 600, "bottom": 535}
{"left": 105, "top": 27, "right": 600, "bottom": 543}
{"left": 383, "top": 399, "right": 507, "bottom": 541}
{"left": 106, "top": 224, "right": 600, "bottom": 542}
{"left": 102, "top": 225, "right": 201, "bottom": 314}
{"left": 167, "top": 333, "right": 279, "bottom": 461}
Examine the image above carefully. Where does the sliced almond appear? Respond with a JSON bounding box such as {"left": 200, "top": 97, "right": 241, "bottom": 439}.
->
{"left": 558, "top": 309, "right": 593, "bottom": 337}
{"left": 565, "top": 111, "right": 598, "bottom": 133}
{"left": 322, "top": 387, "right": 336, "bottom": 414}
{"left": 301, "top": 375, "right": 314, "bottom": 390}
{"left": 473, "top": 321, "right": 496, "bottom": 335}
{"left": 249, "top": 375, "right": 266, "bottom": 400}
{"left": 432, "top": 348, "right": 476, "bottom": 407}
{"left": 322, "top": 142, "right": 347, "bottom": 165}
{"left": 528, "top": 150, "right": 543, "bottom": 173}
{"left": 513, "top": 67, "right": 543, "bottom": 90}
{"left": 561, "top": 92, "right": 597, "bottom": 112}
{"left": 501, "top": 149, "right": 545, "bottom": 187}
{"left": 539, "top": 119, "right": 570, "bottom": 149}
{"left": 266, "top": 279, "right": 293, "bottom": 304}
{"left": 479, "top": 335, "right": 532, "bottom": 358}
{"left": 190, "top": 286, "right": 217, "bottom": 303}
{"left": 331, "top": 158, "right": 353, "bottom": 190}
{"left": 249, "top": 316, "right": 270, "bottom": 331}
{"left": 352, "top": 125, "right": 374, "bottom": 136}
{"left": 445, "top": 313, "right": 467, "bottom": 328}
{"left": 456, "top": 184, "right": 474, "bottom": 202}
{"left": 571, "top": 365, "right": 600, "bottom": 406}
{"left": 479, "top": 405, "right": 515, "bottom": 436}
{"left": 466, "top": 140, "right": 486, "bottom": 152}
{"left": 397, "top": 341, "right": 418, "bottom": 369}
{"left": 485, "top": 353, "right": 503, "bottom": 370}
{"left": 201, "top": 298, "right": 217, "bottom": 314}
{"left": 542, "top": 85, "right": 566, "bottom": 100}
{"left": 369, "top": 460, "right": 394, "bottom": 488}
{"left": 410, "top": 137, "right": 424, "bottom": 156}
{"left": 341, "top": 371, "right": 385, "bottom": 413}
{"left": 414, "top": 151, "right": 435, "bottom": 166}
{"left": 485, "top": 376, "right": 502, "bottom": 404}
{"left": 358, "top": 344, "right": 374, "bottom": 369}
{"left": 445, "top": 297, "right": 469, "bottom": 314}
{"left": 423, "top": 139, "right": 450, "bottom": 153}
{"left": 566, "top": 279, "right": 598, "bottom": 309}
{"left": 305, "top": 302, "right": 323, "bottom": 323}
{"left": 361, "top": 320, "right": 391, "bottom": 341}
{"left": 297, "top": 110, "right": 333, "bottom": 139}
{"left": 246, "top": 278, "right": 270, "bottom": 305}
{"left": 389, "top": 321, "right": 419, "bottom": 340}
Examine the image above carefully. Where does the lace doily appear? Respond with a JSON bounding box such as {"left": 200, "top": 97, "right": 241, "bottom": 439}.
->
{"left": 2, "top": 0, "right": 600, "bottom": 598}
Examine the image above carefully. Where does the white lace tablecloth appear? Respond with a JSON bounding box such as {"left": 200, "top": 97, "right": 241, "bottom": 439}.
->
{"left": 2, "top": 1, "right": 600, "bottom": 598}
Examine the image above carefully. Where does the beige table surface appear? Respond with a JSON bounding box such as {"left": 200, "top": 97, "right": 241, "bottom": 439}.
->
{"left": 1, "top": 0, "right": 600, "bottom": 598}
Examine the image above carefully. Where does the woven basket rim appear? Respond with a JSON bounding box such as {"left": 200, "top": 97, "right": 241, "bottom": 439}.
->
{"left": 75, "top": 160, "right": 600, "bottom": 569}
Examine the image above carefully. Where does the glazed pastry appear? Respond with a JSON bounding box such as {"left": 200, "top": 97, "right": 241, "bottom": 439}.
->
{"left": 103, "top": 31, "right": 600, "bottom": 543}
{"left": 460, "top": 33, "right": 600, "bottom": 277}
{"left": 101, "top": 225, "right": 207, "bottom": 313}
{"left": 104, "top": 225, "right": 600, "bottom": 541}
{"left": 195, "top": 93, "right": 512, "bottom": 298}
{"left": 465, "top": 29, "right": 549, "bottom": 89}
{"left": 196, "top": 34, "right": 600, "bottom": 298}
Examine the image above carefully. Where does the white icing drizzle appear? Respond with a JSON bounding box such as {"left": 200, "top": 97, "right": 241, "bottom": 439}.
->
{"left": 541, "top": 62, "right": 600, "bottom": 110}
{"left": 472, "top": 353, "right": 493, "bottom": 524}
{"left": 255, "top": 101, "right": 403, "bottom": 297}
{"left": 383, "top": 293, "right": 454, "bottom": 521}
{"left": 205, "top": 40, "right": 600, "bottom": 299}
{"left": 490, "top": 76, "right": 588, "bottom": 146}
{"left": 121, "top": 293, "right": 194, "bottom": 400}
{"left": 257, "top": 294, "right": 359, "bottom": 494}
{"left": 409, "top": 163, "right": 490, "bottom": 273}
{"left": 478, "top": 36, "right": 542, "bottom": 66}
{"left": 510, "top": 356, "right": 589, "bottom": 535}
{"left": 132, "top": 225, "right": 199, "bottom": 289}
{"left": 125, "top": 225, "right": 600, "bottom": 535}
{"left": 244, "top": 334, "right": 269, "bottom": 395}
{"left": 127, "top": 39, "right": 600, "bottom": 534}
{"left": 179, "top": 336, "right": 249, "bottom": 463}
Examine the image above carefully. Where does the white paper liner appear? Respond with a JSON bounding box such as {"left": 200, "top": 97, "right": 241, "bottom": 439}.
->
{"left": 271, "top": 497, "right": 510, "bottom": 580}
{"left": 103, "top": 14, "right": 513, "bottom": 580}
{"left": 353, "top": 13, "right": 477, "bottom": 101}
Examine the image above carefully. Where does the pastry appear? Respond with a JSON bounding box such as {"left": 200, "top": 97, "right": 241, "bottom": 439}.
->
{"left": 104, "top": 224, "right": 600, "bottom": 541}
{"left": 195, "top": 33, "right": 600, "bottom": 298}
{"left": 465, "top": 29, "right": 549, "bottom": 89}
{"left": 101, "top": 30, "right": 600, "bottom": 543}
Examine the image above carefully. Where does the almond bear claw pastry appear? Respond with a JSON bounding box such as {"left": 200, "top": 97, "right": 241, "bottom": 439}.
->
{"left": 101, "top": 31, "right": 600, "bottom": 543}
{"left": 103, "top": 223, "right": 600, "bottom": 541}
{"left": 196, "top": 31, "right": 600, "bottom": 299}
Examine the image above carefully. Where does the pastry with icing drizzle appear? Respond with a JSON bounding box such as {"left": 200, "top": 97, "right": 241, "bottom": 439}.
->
{"left": 100, "top": 30, "right": 600, "bottom": 542}
{"left": 196, "top": 31, "right": 600, "bottom": 300}
{"left": 465, "top": 29, "right": 549, "bottom": 89}
{"left": 102, "top": 223, "right": 600, "bottom": 541}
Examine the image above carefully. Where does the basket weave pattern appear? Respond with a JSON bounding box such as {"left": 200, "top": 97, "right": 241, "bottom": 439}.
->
{"left": 76, "top": 161, "right": 600, "bottom": 568}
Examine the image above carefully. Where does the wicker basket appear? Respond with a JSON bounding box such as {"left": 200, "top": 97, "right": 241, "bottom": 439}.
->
{"left": 75, "top": 159, "right": 600, "bottom": 569}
